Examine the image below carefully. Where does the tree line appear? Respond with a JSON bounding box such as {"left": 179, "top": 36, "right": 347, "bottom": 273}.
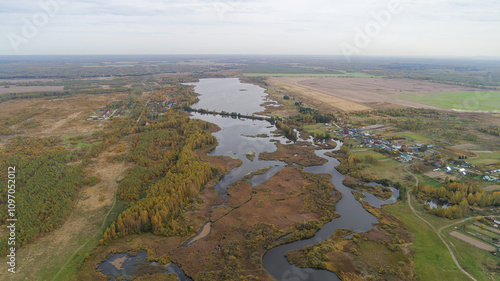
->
{"left": 415, "top": 182, "right": 500, "bottom": 219}
{"left": 100, "top": 108, "right": 221, "bottom": 243}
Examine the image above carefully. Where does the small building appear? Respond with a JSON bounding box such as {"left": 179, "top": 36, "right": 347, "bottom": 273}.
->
{"left": 433, "top": 163, "right": 443, "bottom": 168}
{"left": 392, "top": 144, "right": 402, "bottom": 150}
{"left": 483, "top": 175, "right": 493, "bottom": 181}
{"left": 400, "top": 153, "right": 412, "bottom": 162}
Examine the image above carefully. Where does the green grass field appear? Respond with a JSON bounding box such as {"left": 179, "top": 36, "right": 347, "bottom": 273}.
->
{"left": 243, "top": 71, "right": 384, "bottom": 78}
{"left": 468, "top": 151, "right": 500, "bottom": 166}
{"left": 348, "top": 149, "right": 413, "bottom": 184}
{"left": 387, "top": 203, "right": 468, "bottom": 281}
{"left": 388, "top": 91, "right": 500, "bottom": 112}
{"left": 442, "top": 227, "right": 500, "bottom": 281}
{"left": 350, "top": 148, "right": 388, "bottom": 161}
{"left": 415, "top": 173, "right": 442, "bottom": 188}
{"left": 384, "top": 131, "right": 435, "bottom": 143}
{"left": 302, "top": 124, "right": 337, "bottom": 134}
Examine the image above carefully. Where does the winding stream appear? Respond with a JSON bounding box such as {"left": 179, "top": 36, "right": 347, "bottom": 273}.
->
{"left": 188, "top": 78, "right": 399, "bottom": 281}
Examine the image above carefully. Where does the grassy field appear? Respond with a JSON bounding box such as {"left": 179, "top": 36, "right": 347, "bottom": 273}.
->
{"left": 350, "top": 148, "right": 388, "bottom": 161}
{"left": 468, "top": 151, "right": 500, "bottom": 165}
{"left": 348, "top": 149, "right": 413, "bottom": 184}
{"left": 302, "top": 124, "right": 338, "bottom": 136}
{"left": 442, "top": 227, "right": 500, "bottom": 281}
{"left": 415, "top": 173, "right": 442, "bottom": 188}
{"left": 388, "top": 91, "right": 500, "bottom": 112}
{"left": 387, "top": 203, "right": 469, "bottom": 281}
{"left": 468, "top": 224, "right": 500, "bottom": 240}
{"left": 243, "top": 71, "right": 383, "bottom": 78}
{"left": 384, "top": 131, "right": 435, "bottom": 143}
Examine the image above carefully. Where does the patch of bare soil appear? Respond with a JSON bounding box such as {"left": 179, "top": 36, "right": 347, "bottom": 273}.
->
{"left": 450, "top": 231, "right": 495, "bottom": 252}
{"left": 1, "top": 93, "right": 128, "bottom": 141}
{"left": 267, "top": 77, "right": 371, "bottom": 112}
{"left": 0, "top": 86, "right": 64, "bottom": 94}
{"left": 41, "top": 111, "right": 83, "bottom": 134}
{"left": 109, "top": 256, "right": 127, "bottom": 270}
{"left": 184, "top": 223, "right": 212, "bottom": 246}
{"left": 34, "top": 94, "right": 127, "bottom": 135}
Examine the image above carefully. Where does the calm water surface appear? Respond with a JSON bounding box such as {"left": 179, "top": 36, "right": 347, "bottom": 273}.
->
{"left": 188, "top": 78, "right": 400, "bottom": 281}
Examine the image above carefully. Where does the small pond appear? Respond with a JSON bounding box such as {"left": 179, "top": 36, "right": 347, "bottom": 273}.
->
{"left": 425, "top": 198, "right": 451, "bottom": 209}
{"left": 97, "top": 250, "right": 193, "bottom": 281}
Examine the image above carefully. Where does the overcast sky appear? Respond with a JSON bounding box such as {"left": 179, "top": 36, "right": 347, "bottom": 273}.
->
{"left": 1, "top": 0, "right": 499, "bottom": 57}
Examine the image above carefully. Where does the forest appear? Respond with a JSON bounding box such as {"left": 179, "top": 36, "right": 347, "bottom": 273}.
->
{"left": 414, "top": 182, "right": 500, "bottom": 219}
{"left": 101, "top": 111, "right": 219, "bottom": 243}
{"left": 0, "top": 137, "right": 99, "bottom": 253}
{"left": 0, "top": 77, "right": 228, "bottom": 256}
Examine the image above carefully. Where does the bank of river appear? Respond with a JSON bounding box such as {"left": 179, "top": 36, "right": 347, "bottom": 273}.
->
{"left": 183, "top": 222, "right": 212, "bottom": 246}
{"left": 187, "top": 78, "right": 400, "bottom": 280}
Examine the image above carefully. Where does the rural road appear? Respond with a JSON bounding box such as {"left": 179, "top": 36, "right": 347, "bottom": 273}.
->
{"left": 404, "top": 165, "right": 477, "bottom": 281}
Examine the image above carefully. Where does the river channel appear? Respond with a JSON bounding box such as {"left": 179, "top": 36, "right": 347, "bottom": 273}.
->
{"left": 188, "top": 78, "right": 399, "bottom": 281}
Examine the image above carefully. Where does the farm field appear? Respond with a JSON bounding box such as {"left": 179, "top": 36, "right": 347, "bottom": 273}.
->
{"left": 383, "top": 131, "right": 435, "bottom": 142}
{"left": 0, "top": 85, "right": 64, "bottom": 94}
{"left": 468, "top": 151, "right": 500, "bottom": 166}
{"left": 388, "top": 91, "right": 500, "bottom": 112}
{"left": 243, "top": 71, "right": 383, "bottom": 78}
{"left": 441, "top": 223, "right": 500, "bottom": 281}
{"left": 449, "top": 231, "right": 495, "bottom": 252}
{"left": 272, "top": 76, "right": 486, "bottom": 110}
{"left": 267, "top": 77, "right": 371, "bottom": 112}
